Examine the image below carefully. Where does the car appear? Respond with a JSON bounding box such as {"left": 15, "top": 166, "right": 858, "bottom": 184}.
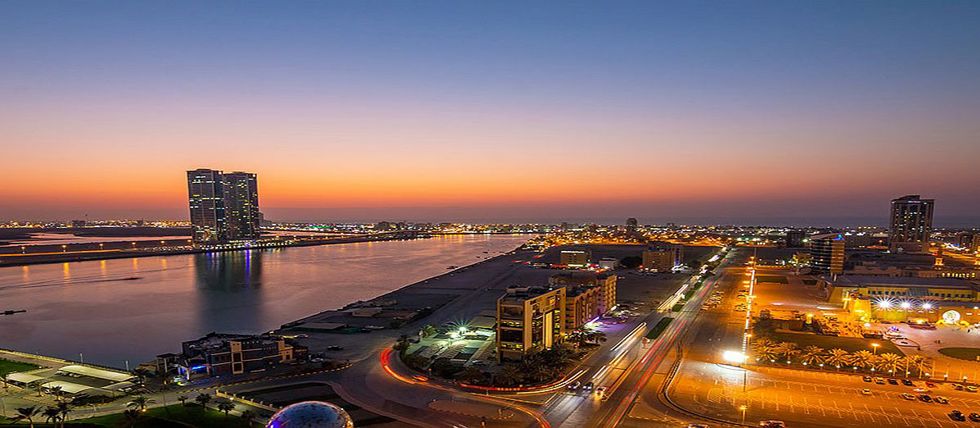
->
{"left": 967, "top": 385, "right": 978, "bottom": 392}
{"left": 950, "top": 410, "right": 966, "bottom": 421}
{"left": 875, "top": 377, "right": 886, "bottom": 385}
{"left": 901, "top": 393, "right": 916, "bottom": 400}
{"left": 926, "top": 382, "right": 937, "bottom": 388}
{"left": 583, "top": 382, "right": 594, "bottom": 390}
{"left": 861, "top": 388, "right": 872, "bottom": 395}
{"left": 902, "top": 379, "right": 915, "bottom": 386}
{"left": 568, "top": 381, "right": 581, "bottom": 390}
{"left": 969, "top": 412, "right": 980, "bottom": 422}
{"left": 918, "top": 394, "right": 932, "bottom": 402}
{"left": 595, "top": 386, "right": 608, "bottom": 397}
{"left": 326, "top": 345, "right": 344, "bottom": 351}
{"left": 863, "top": 376, "right": 873, "bottom": 382}
{"left": 759, "top": 421, "right": 786, "bottom": 428}
{"left": 934, "top": 396, "right": 949, "bottom": 404}
{"left": 888, "top": 378, "right": 899, "bottom": 385}
{"left": 954, "top": 384, "right": 965, "bottom": 390}
{"left": 913, "top": 387, "right": 931, "bottom": 393}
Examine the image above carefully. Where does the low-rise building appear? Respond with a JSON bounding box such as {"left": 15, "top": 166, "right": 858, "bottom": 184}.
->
{"left": 496, "top": 287, "right": 566, "bottom": 362}
{"left": 560, "top": 249, "right": 591, "bottom": 268}
{"left": 642, "top": 245, "right": 682, "bottom": 272}
{"left": 176, "top": 333, "right": 307, "bottom": 379}
{"left": 823, "top": 275, "right": 980, "bottom": 304}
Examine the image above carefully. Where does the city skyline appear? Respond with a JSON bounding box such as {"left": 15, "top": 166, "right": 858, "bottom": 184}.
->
{"left": 3, "top": 2, "right": 980, "bottom": 225}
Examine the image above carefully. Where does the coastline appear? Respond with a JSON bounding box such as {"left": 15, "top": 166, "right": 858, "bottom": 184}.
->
{"left": 0, "top": 231, "right": 428, "bottom": 268}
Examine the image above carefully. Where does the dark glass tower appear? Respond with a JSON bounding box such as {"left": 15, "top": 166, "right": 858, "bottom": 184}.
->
{"left": 187, "top": 169, "right": 226, "bottom": 243}
{"left": 889, "top": 195, "right": 934, "bottom": 253}
{"left": 221, "top": 172, "right": 261, "bottom": 240}
{"left": 187, "top": 169, "right": 261, "bottom": 243}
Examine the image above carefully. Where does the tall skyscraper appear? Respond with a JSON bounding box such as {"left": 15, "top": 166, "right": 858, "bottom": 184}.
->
{"left": 889, "top": 195, "right": 934, "bottom": 253}
{"left": 221, "top": 172, "right": 261, "bottom": 240}
{"left": 187, "top": 169, "right": 226, "bottom": 243}
{"left": 809, "top": 233, "right": 844, "bottom": 275}
{"left": 186, "top": 169, "right": 261, "bottom": 243}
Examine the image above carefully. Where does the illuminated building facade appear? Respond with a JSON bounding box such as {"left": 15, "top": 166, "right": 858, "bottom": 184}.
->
{"left": 186, "top": 169, "right": 261, "bottom": 243}
{"left": 496, "top": 287, "right": 566, "bottom": 362}
{"left": 560, "top": 249, "right": 591, "bottom": 267}
{"left": 642, "top": 245, "right": 683, "bottom": 272}
{"left": 889, "top": 194, "right": 934, "bottom": 253}
{"left": 810, "top": 233, "right": 844, "bottom": 275}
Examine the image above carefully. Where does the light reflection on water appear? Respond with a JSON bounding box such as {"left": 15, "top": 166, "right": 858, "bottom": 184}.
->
{"left": 0, "top": 235, "right": 527, "bottom": 367}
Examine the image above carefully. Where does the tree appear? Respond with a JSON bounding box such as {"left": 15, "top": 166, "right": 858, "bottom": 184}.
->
{"left": 850, "top": 350, "right": 875, "bottom": 370}
{"left": 177, "top": 395, "right": 189, "bottom": 406}
{"left": 49, "top": 385, "right": 65, "bottom": 403}
{"left": 13, "top": 406, "right": 42, "bottom": 428}
{"left": 241, "top": 409, "right": 257, "bottom": 426}
{"left": 456, "top": 367, "right": 485, "bottom": 384}
{"left": 799, "top": 346, "right": 826, "bottom": 367}
{"left": 56, "top": 402, "right": 73, "bottom": 428}
{"left": 825, "top": 348, "right": 850, "bottom": 370}
{"left": 195, "top": 392, "right": 213, "bottom": 409}
{"left": 753, "top": 339, "right": 779, "bottom": 363}
{"left": 43, "top": 406, "right": 62, "bottom": 426}
{"left": 132, "top": 367, "right": 152, "bottom": 389}
{"left": 123, "top": 409, "right": 141, "bottom": 428}
{"left": 774, "top": 342, "right": 800, "bottom": 363}
{"left": 217, "top": 401, "right": 235, "bottom": 417}
{"left": 127, "top": 395, "right": 155, "bottom": 412}
{"left": 496, "top": 364, "right": 524, "bottom": 387}
{"left": 878, "top": 353, "right": 903, "bottom": 375}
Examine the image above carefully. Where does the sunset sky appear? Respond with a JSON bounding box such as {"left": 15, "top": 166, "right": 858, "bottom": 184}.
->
{"left": 2, "top": 1, "right": 979, "bottom": 225}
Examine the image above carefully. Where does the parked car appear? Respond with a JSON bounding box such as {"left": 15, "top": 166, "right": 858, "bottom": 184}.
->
{"left": 949, "top": 410, "right": 966, "bottom": 421}
{"left": 901, "top": 393, "right": 916, "bottom": 400}
{"left": 953, "top": 384, "right": 964, "bottom": 390}
{"left": 969, "top": 412, "right": 980, "bottom": 422}
{"left": 934, "top": 396, "right": 949, "bottom": 404}
{"left": 925, "top": 382, "right": 937, "bottom": 388}
{"left": 875, "top": 377, "right": 886, "bottom": 385}
{"left": 966, "top": 385, "right": 978, "bottom": 392}
{"left": 918, "top": 394, "right": 932, "bottom": 402}
{"left": 759, "top": 421, "right": 786, "bottom": 428}
{"left": 901, "top": 379, "right": 915, "bottom": 386}
{"left": 862, "top": 376, "right": 872, "bottom": 382}
{"left": 861, "top": 389, "right": 873, "bottom": 396}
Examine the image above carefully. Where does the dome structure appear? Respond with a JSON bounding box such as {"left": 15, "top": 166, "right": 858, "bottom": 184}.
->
{"left": 266, "top": 401, "right": 354, "bottom": 428}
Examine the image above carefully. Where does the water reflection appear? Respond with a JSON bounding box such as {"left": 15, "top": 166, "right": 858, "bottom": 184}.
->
{"left": 0, "top": 235, "right": 528, "bottom": 367}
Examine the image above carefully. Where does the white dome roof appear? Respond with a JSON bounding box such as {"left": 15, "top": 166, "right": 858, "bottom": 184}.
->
{"left": 266, "top": 401, "right": 354, "bottom": 428}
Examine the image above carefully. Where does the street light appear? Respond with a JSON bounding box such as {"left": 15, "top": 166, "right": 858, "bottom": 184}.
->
{"left": 871, "top": 343, "right": 880, "bottom": 355}
{"left": 739, "top": 405, "right": 747, "bottom": 424}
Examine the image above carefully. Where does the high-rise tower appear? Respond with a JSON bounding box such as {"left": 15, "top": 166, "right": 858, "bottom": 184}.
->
{"left": 889, "top": 195, "right": 934, "bottom": 253}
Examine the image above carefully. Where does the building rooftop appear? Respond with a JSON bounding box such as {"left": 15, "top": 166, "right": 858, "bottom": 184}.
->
{"left": 827, "top": 275, "right": 980, "bottom": 290}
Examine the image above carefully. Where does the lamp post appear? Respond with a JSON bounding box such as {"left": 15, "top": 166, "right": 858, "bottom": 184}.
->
{"left": 871, "top": 343, "right": 880, "bottom": 355}
{"left": 739, "top": 404, "right": 747, "bottom": 424}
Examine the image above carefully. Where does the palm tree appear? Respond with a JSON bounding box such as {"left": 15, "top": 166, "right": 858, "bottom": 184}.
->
{"left": 56, "top": 402, "right": 73, "bottom": 428}
{"left": 774, "top": 342, "right": 800, "bottom": 363}
{"left": 496, "top": 365, "right": 524, "bottom": 387}
{"left": 217, "top": 401, "right": 235, "bottom": 417}
{"left": 127, "top": 395, "right": 155, "bottom": 412}
{"left": 43, "top": 406, "right": 62, "bottom": 426}
{"left": 851, "top": 350, "right": 875, "bottom": 371}
{"left": 753, "top": 340, "right": 779, "bottom": 363}
{"left": 13, "top": 406, "right": 42, "bottom": 428}
{"left": 456, "top": 367, "right": 485, "bottom": 384}
{"left": 241, "top": 409, "right": 257, "bottom": 427}
{"left": 825, "top": 348, "right": 850, "bottom": 371}
{"left": 49, "top": 385, "right": 65, "bottom": 403}
{"left": 123, "top": 409, "right": 141, "bottom": 427}
{"left": 878, "top": 353, "right": 903, "bottom": 376}
{"left": 799, "top": 346, "right": 826, "bottom": 367}
{"left": 177, "top": 395, "right": 189, "bottom": 406}
{"left": 195, "top": 392, "right": 212, "bottom": 409}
